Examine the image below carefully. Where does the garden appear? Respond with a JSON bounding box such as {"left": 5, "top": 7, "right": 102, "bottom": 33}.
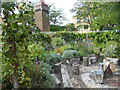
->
{"left": 1, "top": 1, "right": 120, "bottom": 89}
{"left": 2, "top": 30, "right": 120, "bottom": 88}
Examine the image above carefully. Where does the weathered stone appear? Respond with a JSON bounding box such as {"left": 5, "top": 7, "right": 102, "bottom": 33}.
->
{"left": 88, "top": 54, "right": 96, "bottom": 57}
{"left": 71, "top": 58, "right": 80, "bottom": 66}
{"left": 110, "top": 62, "right": 116, "bottom": 73}
{"left": 61, "top": 64, "right": 73, "bottom": 88}
{"left": 88, "top": 57, "right": 96, "bottom": 65}
{"left": 73, "top": 65, "right": 80, "bottom": 75}
{"left": 99, "top": 63, "right": 105, "bottom": 71}
{"left": 83, "top": 57, "right": 89, "bottom": 66}
{"left": 66, "top": 60, "right": 70, "bottom": 64}
{"left": 117, "top": 59, "right": 120, "bottom": 66}
{"left": 103, "top": 59, "right": 117, "bottom": 73}
{"left": 51, "top": 74, "right": 61, "bottom": 85}
{"left": 50, "top": 69, "right": 54, "bottom": 74}
{"left": 106, "top": 58, "right": 119, "bottom": 65}
{"left": 54, "top": 62, "right": 62, "bottom": 73}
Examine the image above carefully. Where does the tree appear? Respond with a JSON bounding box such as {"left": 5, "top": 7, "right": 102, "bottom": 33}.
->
{"left": 50, "top": 23, "right": 77, "bottom": 31}
{"left": 2, "top": 1, "right": 56, "bottom": 88}
{"left": 71, "top": 1, "right": 119, "bottom": 31}
{"left": 48, "top": 3, "right": 67, "bottom": 25}
{"left": 50, "top": 25, "right": 66, "bottom": 31}
{"left": 47, "top": 3, "right": 67, "bottom": 31}
{"left": 65, "top": 23, "right": 77, "bottom": 31}
{"left": 2, "top": 1, "right": 35, "bottom": 88}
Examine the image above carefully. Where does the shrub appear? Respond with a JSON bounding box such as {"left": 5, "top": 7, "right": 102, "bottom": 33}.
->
{"left": 27, "top": 62, "right": 56, "bottom": 88}
{"left": 78, "top": 50, "right": 90, "bottom": 57}
{"left": 54, "top": 46, "right": 65, "bottom": 55}
{"left": 54, "top": 45, "right": 76, "bottom": 55}
{"left": 62, "top": 50, "right": 78, "bottom": 59}
{"left": 51, "top": 37, "right": 65, "bottom": 47}
{"left": 103, "top": 41, "right": 119, "bottom": 58}
{"left": 44, "top": 53, "right": 63, "bottom": 66}
{"left": 74, "top": 41, "right": 93, "bottom": 57}
{"left": 28, "top": 43, "right": 45, "bottom": 60}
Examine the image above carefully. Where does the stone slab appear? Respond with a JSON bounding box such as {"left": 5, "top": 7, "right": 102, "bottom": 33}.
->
{"left": 61, "top": 64, "right": 73, "bottom": 88}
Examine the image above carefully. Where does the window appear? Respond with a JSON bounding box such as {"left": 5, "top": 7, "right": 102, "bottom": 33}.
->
{"left": 84, "top": 25, "right": 88, "bottom": 29}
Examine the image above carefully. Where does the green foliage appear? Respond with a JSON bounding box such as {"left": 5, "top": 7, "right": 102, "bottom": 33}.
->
{"left": 44, "top": 53, "right": 63, "bottom": 66}
{"left": 26, "top": 63, "right": 56, "bottom": 88}
{"left": 71, "top": 2, "right": 119, "bottom": 30}
{"left": 103, "top": 41, "right": 119, "bottom": 58}
{"left": 52, "top": 36, "right": 65, "bottom": 47}
{"left": 50, "top": 25, "right": 66, "bottom": 31}
{"left": 52, "top": 32, "right": 81, "bottom": 43}
{"left": 48, "top": 3, "right": 66, "bottom": 25}
{"left": 51, "top": 31, "right": 119, "bottom": 58}
{"left": 92, "top": 46, "right": 101, "bottom": 55}
{"left": 65, "top": 23, "right": 77, "bottom": 31}
{"left": 62, "top": 50, "right": 78, "bottom": 59}
{"left": 2, "top": 74, "right": 13, "bottom": 89}
{"left": 1, "top": 2, "right": 56, "bottom": 88}
{"left": 54, "top": 46, "right": 65, "bottom": 55}
{"left": 76, "top": 41, "right": 93, "bottom": 57}
{"left": 32, "top": 33, "right": 53, "bottom": 51}
{"left": 2, "top": 1, "right": 36, "bottom": 88}
{"left": 28, "top": 43, "right": 45, "bottom": 60}
{"left": 1, "top": 1, "right": 120, "bottom": 88}
{"left": 78, "top": 50, "right": 89, "bottom": 57}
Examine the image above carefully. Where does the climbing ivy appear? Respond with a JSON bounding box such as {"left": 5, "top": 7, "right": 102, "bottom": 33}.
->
{"left": 51, "top": 31, "right": 120, "bottom": 57}
{"left": 1, "top": 2, "right": 55, "bottom": 89}
{"left": 1, "top": 1, "right": 35, "bottom": 88}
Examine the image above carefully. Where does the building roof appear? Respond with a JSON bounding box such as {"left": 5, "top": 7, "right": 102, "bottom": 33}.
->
{"left": 38, "top": 0, "right": 48, "bottom": 7}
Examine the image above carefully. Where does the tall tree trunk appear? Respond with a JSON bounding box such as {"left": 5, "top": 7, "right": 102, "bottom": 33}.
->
{"left": 7, "top": 36, "right": 19, "bottom": 88}
{"left": 12, "top": 71, "right": 19, "bottom": 88}
{"left": 4, "top": 10, "right": 19, "bottom": 88}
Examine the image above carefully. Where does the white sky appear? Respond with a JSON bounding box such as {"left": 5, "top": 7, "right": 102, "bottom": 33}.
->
{"left": 30, "top": 0, "right": 77, "bottom": 25}
{"left": 45, "top": 0, "right": 77, "bottom": 25}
